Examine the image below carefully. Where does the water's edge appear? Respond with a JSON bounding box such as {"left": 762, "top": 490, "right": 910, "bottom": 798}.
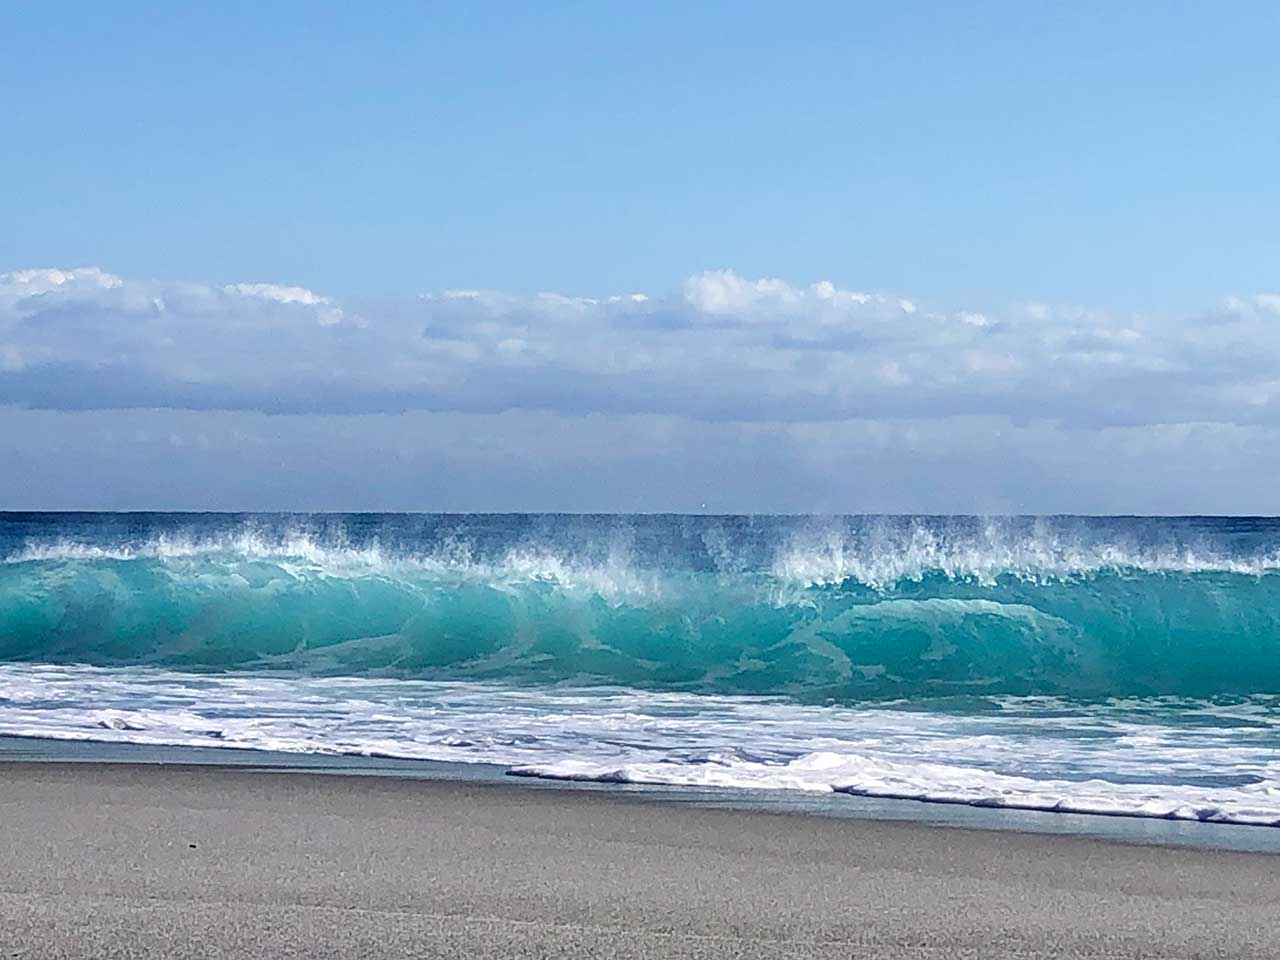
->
{"left": 5, "top": 734, "right": 1278, "bottom": 855}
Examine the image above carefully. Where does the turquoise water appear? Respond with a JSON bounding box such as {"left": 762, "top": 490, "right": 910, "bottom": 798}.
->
{"left": 2, "top": 513, "right": 1279, "bottom": 825}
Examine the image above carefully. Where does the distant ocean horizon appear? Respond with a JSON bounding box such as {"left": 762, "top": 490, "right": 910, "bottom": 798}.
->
{"left": 3, "top": 511, "right": 1279, "bottom": 828}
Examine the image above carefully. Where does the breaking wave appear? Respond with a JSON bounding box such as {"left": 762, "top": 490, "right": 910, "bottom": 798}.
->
{"left": 4, "top": 515, "right": 1280, "bottom": 700}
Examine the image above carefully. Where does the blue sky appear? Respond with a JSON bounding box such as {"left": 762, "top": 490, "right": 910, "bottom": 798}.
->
{"left": 3, "top": 3, "right": 1280, "bottom": 512}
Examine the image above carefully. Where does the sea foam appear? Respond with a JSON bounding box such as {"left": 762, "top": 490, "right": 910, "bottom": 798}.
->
{"left": 3, "top": 663, "right": 1277, "bottom": 827}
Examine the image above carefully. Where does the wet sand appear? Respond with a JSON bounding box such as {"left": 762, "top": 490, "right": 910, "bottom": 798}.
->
{"left": 1, "top": 762, "right": 1277, "bottom": 958}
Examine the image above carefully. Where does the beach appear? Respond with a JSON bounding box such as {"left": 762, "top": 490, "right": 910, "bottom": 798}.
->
{"left": 1, "top": 763, "right": 1277, "bottom": 959}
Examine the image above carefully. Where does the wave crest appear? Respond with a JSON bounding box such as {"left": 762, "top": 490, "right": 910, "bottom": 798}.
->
{"left": 6, "top": 531, "right": 660, "bottom": 602}
{"left": 12, "top": 518, "right": 1280, "bottom": 592}
{"left": 770, "top": 520, "right": 1280, "bottom": 589}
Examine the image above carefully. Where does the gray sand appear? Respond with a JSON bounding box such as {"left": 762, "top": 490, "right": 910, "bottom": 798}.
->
{"left": 1, "top": 763, "right": 1277, "bottom": 959}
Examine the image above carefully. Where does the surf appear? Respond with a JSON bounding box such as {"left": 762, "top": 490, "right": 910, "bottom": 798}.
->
{"left": 4, "top": 515, "right": 1280, "bottom": 700}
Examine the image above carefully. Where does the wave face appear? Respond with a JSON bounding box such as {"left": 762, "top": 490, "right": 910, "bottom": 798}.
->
{"left": 3, "top": 513, "right": 1280, "bottom": 828}
{"left": 4, "top": 513, "right": 1280, "bottom": 700}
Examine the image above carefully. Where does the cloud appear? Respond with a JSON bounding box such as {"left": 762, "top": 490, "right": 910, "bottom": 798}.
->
{"left": 1, "top": 266, "right": 1278, "bottom": 428}
{"left": 1, "top": 267, "right": 124, "bottom": 297}
{"left": 225, "top": 283, "right": 347, "bottom": 325}
{"left": 6, "top": 406, "right": 1279, "bottom": 514}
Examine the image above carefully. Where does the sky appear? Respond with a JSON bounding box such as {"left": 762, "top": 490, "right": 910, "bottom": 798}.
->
{"left": 2, "top": 2, "right": 1279, "bottom": 513}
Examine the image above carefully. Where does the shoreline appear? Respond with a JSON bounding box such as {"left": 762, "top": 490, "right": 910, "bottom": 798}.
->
{"left": 4, "top": 734, "right": 1280, "bottom": 855}
{"left": 2, "top": 760, "right": 1278, "bottom": 959}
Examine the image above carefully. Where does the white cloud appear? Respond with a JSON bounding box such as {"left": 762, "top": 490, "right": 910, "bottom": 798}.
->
{"left": 682, "top": 269, "right": 874, "bottom": 319}
{"left": 683, "top": 270, "right": 796, "bottom": 315}
{"left": 1, "top": 266, "right": 1278, "bottom": 430}
{"left": 226, "top": 282, "right": 346, "bottom": 325}
{"left": 3, "top": 267, "right": 123, "bottom": 295}
{"left": 226, "top": 282, "right": 328, "bottom": 306}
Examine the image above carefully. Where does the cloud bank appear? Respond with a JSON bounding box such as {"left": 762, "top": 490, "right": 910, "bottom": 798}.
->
{"left": 4, "top": 266, "right": 1279, "bottom": 429}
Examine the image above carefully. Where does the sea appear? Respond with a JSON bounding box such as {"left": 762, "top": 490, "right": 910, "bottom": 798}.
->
{"left": 3, "top": 512, "right": 1279, "bottom": 840}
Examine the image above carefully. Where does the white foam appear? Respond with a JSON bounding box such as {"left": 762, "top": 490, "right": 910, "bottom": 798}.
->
{"left": 11, "top": 519, "right": 1280, "bottom": 600}
{"left": 515, "top": 752, "right": 1280, "bottom": 827}
{"left": 770, "top": 519, "right": 1280, "bottom": 589}
{"left": 1, "top": 664, "right": 1277, "bottom": 829}
{"left": 4, "top": 532, "right": 660, "bottom": 602}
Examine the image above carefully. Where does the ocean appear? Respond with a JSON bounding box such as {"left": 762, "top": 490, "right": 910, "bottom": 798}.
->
{"left": 2, "top": 512, "right": 1278, "bottom": 829}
